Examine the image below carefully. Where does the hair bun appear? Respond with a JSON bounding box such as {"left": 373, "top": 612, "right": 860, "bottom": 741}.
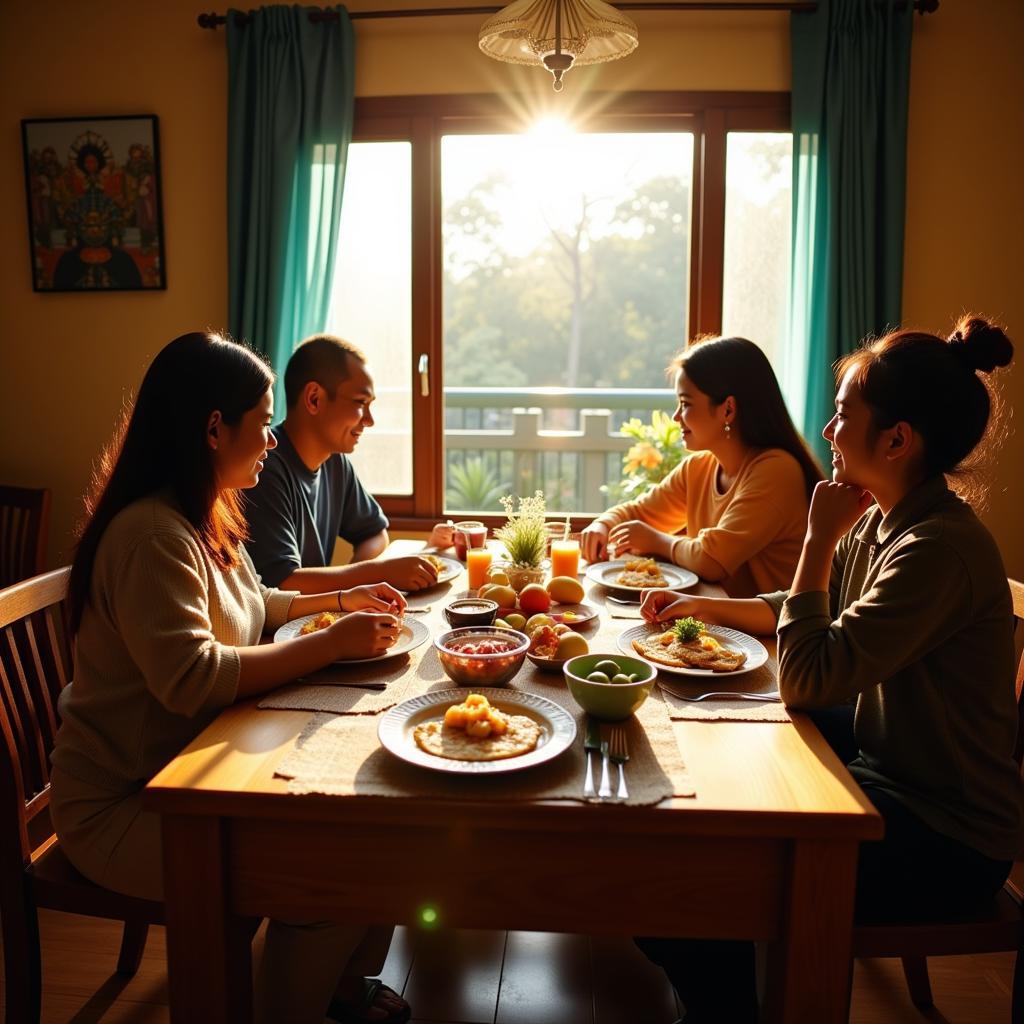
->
{"left": 948, "top": 315, "right": 1014, "bottom": 374}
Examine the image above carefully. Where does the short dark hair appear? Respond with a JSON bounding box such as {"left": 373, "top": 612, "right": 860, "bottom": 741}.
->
{"left": 836, "top": 314, "right": 1013, "bottom": 500}
{"left": 668, "top": 336, "right": 823, "bottom": 498}
{"left": 69, "top": 332, "right": 273, "bottom": 632}
{"left": 284, "top": 334, "right": 366, "bottom": 408}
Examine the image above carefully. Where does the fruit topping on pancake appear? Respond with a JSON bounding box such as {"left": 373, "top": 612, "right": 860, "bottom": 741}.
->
{"left": 631, "top": 617, "right": 747, "bottom": 672}
{"left": 413, "top": 692, "right": 541, "bottom": 761}
{"left": 615, "top": 557, "right": 669, "bottom": 588}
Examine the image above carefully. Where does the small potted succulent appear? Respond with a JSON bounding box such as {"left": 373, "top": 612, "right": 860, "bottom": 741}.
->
{"left": 493, "top": 491, "right": 549, "bottom": 592}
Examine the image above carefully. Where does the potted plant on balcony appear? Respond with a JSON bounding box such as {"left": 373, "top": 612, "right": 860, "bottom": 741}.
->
{"left": 493, "top": 490, "right": 549, "bottom": 591}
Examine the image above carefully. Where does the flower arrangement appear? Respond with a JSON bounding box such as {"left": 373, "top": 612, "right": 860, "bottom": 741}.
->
{"left": 602, "top": 411, "right": 683, "bottom": 505}
{"left": 494, "top": 490, "right": 548, "bottom": 569}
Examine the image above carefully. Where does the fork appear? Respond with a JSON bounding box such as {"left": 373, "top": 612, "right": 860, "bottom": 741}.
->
{"left": 672, "top": 690, "right": 782, "bottom": 703}
{"left": 609, "top": 726, "right": 629, "bottom": 800}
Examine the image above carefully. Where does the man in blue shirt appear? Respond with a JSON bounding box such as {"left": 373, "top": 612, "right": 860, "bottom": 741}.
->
{"left": 246, "top": 335, "right": 446, "bottom": 592}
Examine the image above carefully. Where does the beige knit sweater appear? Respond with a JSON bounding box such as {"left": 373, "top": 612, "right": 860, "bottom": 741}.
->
{"left": 51, "top": 495, "right": 297, "bottom": 795}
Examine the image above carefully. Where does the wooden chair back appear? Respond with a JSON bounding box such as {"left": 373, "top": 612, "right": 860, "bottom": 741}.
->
{"left": 0, "top": 486, "right": 51, "bottom": 590}
{"left": 0, "top": 567, "right": 71, "bottom": 871}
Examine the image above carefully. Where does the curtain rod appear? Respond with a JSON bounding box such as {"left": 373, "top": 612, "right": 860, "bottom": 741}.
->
{"left": 197, "top": 1, "right": 939, "bottom": 28}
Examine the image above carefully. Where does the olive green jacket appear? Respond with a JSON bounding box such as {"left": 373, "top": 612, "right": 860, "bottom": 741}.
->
{"left": 761, "top": 476, "right": 1024, "bottom": 860}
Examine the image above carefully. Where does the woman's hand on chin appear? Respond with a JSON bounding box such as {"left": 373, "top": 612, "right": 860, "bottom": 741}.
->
{"left": 807, "top": 481, "right": 874, "bottom": 546}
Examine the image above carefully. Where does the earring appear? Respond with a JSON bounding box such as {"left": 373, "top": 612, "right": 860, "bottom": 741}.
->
{"left": 724, "top": 422, "right": 731, "bottom": 437}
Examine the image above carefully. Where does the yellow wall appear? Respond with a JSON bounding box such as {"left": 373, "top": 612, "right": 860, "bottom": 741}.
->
{"left": 1, "top": 0, "right": 1021, "bottom": 575}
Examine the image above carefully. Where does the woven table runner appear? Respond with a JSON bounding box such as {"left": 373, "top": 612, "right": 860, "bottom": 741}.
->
{"left": 274, "top": 675, "right": 694, "bottom": 804}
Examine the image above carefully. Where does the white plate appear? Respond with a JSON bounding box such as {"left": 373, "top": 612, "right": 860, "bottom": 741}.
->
{"left": 616, "top": 622, "right": 769, "bottom": 677}
{"left": 549, "top": 602, "right": 599, "bottom": 627}
{"left": 378, "top": 687, "right": 577, "bottom": 775}
{"left": 274, "top": 614, "right": 430, "bottom": 664}
{"left": 585, "top": 559, "right": 698, "bottom": 592}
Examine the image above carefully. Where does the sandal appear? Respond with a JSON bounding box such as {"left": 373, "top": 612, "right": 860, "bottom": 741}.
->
{"left": 326, "top": 978, "right": 411, "bottom": 1024}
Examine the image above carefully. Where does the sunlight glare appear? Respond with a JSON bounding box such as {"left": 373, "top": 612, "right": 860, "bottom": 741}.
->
{"left": 529, "top": 115, "right": 574, "bottom": 142}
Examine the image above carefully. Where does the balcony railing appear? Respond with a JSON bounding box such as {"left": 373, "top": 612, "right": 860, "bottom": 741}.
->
{"left": 444, "top": 387, "right": 676, "bottom": 514}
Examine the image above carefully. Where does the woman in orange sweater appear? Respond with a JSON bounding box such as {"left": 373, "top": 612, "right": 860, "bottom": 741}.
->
{"left": 581, "top": 336, "right": 822, "bottom": 596}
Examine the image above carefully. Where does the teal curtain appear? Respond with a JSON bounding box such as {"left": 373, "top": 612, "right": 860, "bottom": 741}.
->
{"left": 227, "top": 5, "right": 355, "bottom": 415}
{"left": 785, "top": 0, "right": 913, "bottom": 464}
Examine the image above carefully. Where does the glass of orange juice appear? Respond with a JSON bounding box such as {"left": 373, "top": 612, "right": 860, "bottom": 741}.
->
{"left": 550, "top": 537, "right": 580, "bottom": 578}
{"left": 466, "top": 547, "right": 494, "bottom": 590}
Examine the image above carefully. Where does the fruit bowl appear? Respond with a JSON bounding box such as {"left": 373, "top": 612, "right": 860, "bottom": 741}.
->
{"left": 490, "top": 560, "right": 549, "bottom": 593}
{"left": 562, "top": 654, "right": 657, "bottom": 721}
{"left": 435, "top": 626, "right": 530, "bottom": 686}
{"left": 526, "top": 651, "right": 570, "bottom": 673}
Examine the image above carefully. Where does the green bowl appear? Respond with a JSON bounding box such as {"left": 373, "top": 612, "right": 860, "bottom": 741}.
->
{"left": 562, "top": 653, "right": 658, "bottom": 721}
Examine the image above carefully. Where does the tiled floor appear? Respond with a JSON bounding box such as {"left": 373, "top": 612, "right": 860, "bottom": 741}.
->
{"left": 12, "top": 909, "right": 1016, "bottom": 1022}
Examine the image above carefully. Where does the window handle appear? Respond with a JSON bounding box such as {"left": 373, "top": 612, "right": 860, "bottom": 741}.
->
{"left": 418, "top": 353, "right": 429, "bottom": 397}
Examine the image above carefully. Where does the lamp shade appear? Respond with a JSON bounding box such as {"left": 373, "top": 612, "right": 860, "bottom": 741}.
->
{"left": 479, "top": 0, "right": 639, "bottom": 90}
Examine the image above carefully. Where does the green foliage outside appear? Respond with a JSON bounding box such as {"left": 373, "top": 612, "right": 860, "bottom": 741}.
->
{"left": 601, "top": 410, "right": 683, "bottom": 504}
{"left": 443, "top": 173, "right": 689, "bottom": 390}
{"left": 445, "top": 456, "right": 509, "bottom": 512}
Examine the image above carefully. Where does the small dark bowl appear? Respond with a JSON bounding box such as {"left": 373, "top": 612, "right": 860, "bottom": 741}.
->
{"left": 443, "top": 598, "right": 499, "bottom": 628}
{"left": 435, "top": 626, "right": 530, "bottom": 686}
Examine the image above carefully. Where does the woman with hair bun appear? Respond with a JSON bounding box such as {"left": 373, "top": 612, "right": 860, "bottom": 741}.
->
{"left": 637, "top": 316, "right": 1024, "bottom": 1023}
{"left": 581, "top": 336, "right": 823, "bottom": 596}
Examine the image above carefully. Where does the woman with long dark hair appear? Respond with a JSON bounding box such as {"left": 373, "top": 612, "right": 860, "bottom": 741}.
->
{"left": 581, "top": 336, "right": 822, "bottom": 596}
{"left": 639, "top": 316, "right": 1024, "bottom": 1023}
{"left": 52, "top": 332, "right": 411, "bottom": 1024}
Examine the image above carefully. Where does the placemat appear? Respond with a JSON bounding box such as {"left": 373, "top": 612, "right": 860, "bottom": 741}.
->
{"left": 274, "top": 681, "right": 694, "bottom": 805}
{"left": 256, "top": 626, "right": 442, "bottom": 715}
{"left": 659, "top": 656, "right": 790, "bottom": 722}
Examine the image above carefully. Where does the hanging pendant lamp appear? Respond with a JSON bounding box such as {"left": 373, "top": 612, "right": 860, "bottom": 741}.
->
{"left": 479, "top": 0, "right": 639, "bottom": 92}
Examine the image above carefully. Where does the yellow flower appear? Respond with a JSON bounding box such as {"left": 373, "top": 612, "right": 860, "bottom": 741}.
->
{"left": 624, "top": 441, "right": 662, "bottom": 474}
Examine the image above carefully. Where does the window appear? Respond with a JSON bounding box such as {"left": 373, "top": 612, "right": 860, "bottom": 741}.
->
{"left": 334, "top": 94, "right": 791, "bottom": 527}
{"left": 721, "top": 132, "right": 793, "bottom": 367}
{"left": 327, "top": 141, "right": 413, "bottom": 496}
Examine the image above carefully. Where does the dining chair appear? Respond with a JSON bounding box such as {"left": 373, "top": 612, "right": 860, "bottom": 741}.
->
{"left": 0, "top": 485, "right": 51, "bottom": 590}
{"left": 0, "top": 567, "right": 163, "bottom": 1023}
{"left": 850, "top": 577, "right": 1024, "bottom": 1018}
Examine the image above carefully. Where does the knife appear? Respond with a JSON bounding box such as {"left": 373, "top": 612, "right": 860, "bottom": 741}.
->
{"left": 583, "top": 716, "right": 601, "bottom": 798}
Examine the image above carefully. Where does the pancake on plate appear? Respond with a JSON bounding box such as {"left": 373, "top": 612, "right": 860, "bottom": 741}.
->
{"left": 413, "top": 693, "right": 541, "bottom": 761}
{"left": 632, "top": 618, "right": 747, "bottom": 672}
{"left": 299, "top": 611, "right": 341, "bottom": 635}
{"left": 615, "top": 557, "right": 670, "bottom": 589}
{"left": 424, "top": 553, "right": 447, "bottom": 575}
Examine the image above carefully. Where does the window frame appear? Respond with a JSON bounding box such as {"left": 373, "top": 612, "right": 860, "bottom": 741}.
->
{"left": 348, "top": 92, "right": 790, "bottom": 531}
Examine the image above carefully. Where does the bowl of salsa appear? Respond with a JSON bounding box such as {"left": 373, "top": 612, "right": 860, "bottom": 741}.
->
{"left": 435, "top": 626, "right": 530, "bottom": 686}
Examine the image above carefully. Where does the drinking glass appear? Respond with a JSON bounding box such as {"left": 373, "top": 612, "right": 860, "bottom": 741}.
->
{"left": 466, "top": 547, "right": 494, "bottom": 590}
{"left": 550, "top": 538, "right": 580, "bottom": 578}
{"left": 453, "top": 520, "right": 487, "bottom": 561}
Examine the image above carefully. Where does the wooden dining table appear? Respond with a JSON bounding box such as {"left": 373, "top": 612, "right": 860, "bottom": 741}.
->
{"left": 145, "top": 540, "right": 882, "bottom": 1023}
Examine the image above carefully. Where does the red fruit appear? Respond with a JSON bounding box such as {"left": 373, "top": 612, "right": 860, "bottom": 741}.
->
{"left": 518, "top": 583, "right": 552, "bottom": 616}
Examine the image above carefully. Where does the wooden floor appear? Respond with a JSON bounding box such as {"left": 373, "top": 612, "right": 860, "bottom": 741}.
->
{"left": 2, "top": 910, "right": 1012, "bottom": 1022}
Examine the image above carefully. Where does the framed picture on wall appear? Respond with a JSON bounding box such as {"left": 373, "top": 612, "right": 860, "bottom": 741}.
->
{"left": 21, "top": 114, "right": 166, "bottom": 291}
